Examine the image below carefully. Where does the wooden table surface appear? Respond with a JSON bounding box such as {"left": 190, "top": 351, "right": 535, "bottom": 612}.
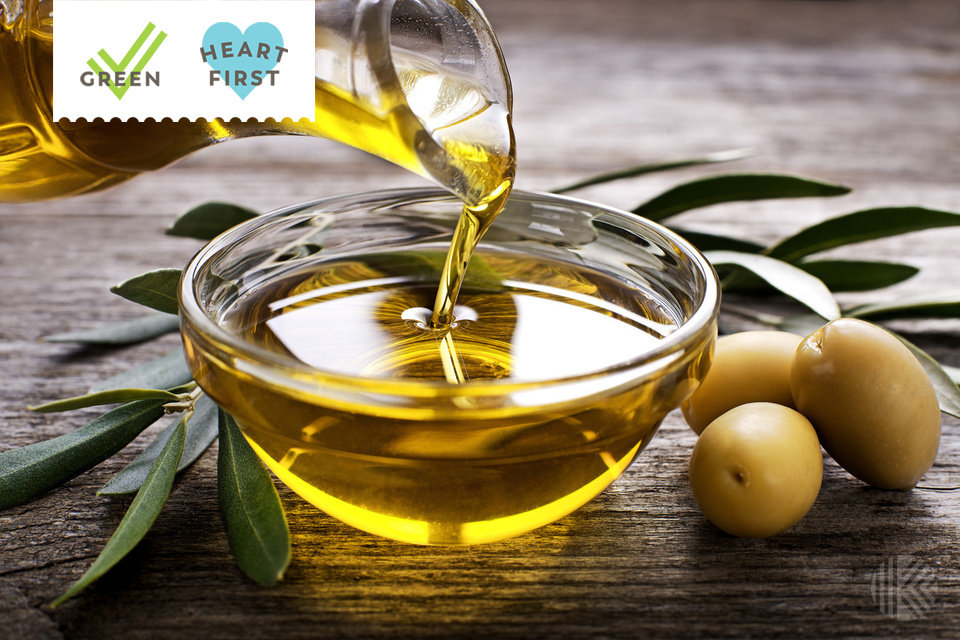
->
{"left": 2, "top": 0, "right": 959, "bottom": 637}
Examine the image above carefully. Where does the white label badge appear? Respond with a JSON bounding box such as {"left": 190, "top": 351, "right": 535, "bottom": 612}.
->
{"left": 53, "top": 0, "right": 315, "bottom": 121}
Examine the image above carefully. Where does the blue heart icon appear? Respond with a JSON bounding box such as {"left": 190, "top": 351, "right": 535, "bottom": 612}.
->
{"left": 202, "top": 22, "right": 284, "bottom": 100}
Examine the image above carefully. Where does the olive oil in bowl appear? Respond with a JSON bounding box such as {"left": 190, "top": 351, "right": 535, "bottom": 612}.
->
{"left": 180, "top": 190, "right": 720, "bottom": 544}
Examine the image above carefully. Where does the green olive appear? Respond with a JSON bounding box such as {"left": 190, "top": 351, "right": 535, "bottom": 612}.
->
{"left": 791, "top": 318, "right": 941, "bottom": 490}
{"left": 688, "top": 402, "right": 822, "bottom": 538}
{"left": 682, "top": 331, "right": 802, "bottom": 435}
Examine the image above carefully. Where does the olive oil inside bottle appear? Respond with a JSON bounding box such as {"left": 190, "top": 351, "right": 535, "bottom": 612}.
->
{"left": 0, "top": 14, "right": 515, "bottom": 209}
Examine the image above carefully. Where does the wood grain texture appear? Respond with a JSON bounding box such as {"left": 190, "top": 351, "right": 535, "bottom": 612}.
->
{"left": 2, "top": 0, "right": 959, "bottom": 638}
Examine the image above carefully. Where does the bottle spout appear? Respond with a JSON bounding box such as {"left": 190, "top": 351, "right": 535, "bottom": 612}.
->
{"left": 312, "top": 0, "right": 516, "bottom": 208}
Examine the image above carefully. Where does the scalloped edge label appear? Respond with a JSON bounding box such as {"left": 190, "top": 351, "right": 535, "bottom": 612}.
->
{"left": 53, "top": 0, "right": 314, "bottom": 121}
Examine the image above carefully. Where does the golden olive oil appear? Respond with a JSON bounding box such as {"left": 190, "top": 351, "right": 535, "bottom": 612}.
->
{"left": 184, "top": 249, "right": 683, "bottom": 544}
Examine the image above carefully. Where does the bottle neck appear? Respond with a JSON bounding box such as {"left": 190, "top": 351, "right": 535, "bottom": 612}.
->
{"left": 308, "top": 0, "right": 516, "bottom": 207}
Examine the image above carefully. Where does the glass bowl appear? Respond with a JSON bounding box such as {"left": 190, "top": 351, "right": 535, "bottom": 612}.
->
{"left": 179, "top": 189, "right": 720, "bottom": 545}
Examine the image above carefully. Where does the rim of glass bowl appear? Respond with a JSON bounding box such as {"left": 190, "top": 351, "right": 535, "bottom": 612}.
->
{"left": 179, "top": 188, "right": 720, "bottom": 397}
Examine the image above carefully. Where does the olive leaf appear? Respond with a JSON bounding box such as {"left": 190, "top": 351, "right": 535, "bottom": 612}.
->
{"left": 766, "top": 207, "right": 960, "bottom": 262}
{"left": 777, "top": 314, "right": 826, "bottom": 337}
{"left": 706, "top": 250, "right": 841, "bottom": 320}
{"left": 99, "top": 395, "right": 219, "bottom": 495}
{"left": 29, "top": 388, "right": 182, "bottom": 413}
{"left": 90, "top": 348, "right": 194, "bottom": 394}
{"left": 110, "top": 269, "right": 183, "bottom": 315}
{"left": 633, "top": 174, "right": 851, "bottom": 222}
{"left": 670, "top": 228, "right": 765, "bottom": 253}
{"left": 726, "top": 260, "right": 921, "bottom": 294}
{"left": 41, "top": 313, "right": 181, "bottom": 346}
{"left": 51, "top": 417, "right": 186, "bottom": 607}
{"left": 797, "top": 260, "right": 919, "bottom": 292}
{"left": 943, "top": 365, "right": 960, "bottom": 386}
{"left": 552, "top": 148, "right": 753, "bottom": 193}
{"left": 845, "top": 291, "right": 960, "bottom": 322}
{"left": 218, "top": 410, "right": 290, "bottom": 586}
{"left": 893, "top": 334, "right": 960, "bottom": 419}
{"left": 166, "top": 202, "right": 259, "bottom": 240}
{"left": 0, "top": 400, "right": 167, "bottom": 510}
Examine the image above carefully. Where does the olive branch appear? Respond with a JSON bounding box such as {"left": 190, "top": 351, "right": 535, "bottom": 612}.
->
{"left": 3, "top": 152, "right": 959, "bottom": 606}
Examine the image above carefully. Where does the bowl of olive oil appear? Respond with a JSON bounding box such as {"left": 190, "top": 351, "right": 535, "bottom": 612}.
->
{"left": 179, "top": 189, "right": 720, "bottom": 545}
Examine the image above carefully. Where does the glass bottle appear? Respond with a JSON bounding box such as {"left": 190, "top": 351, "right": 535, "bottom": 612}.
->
{"left": 0, "top": 0, "right": 515, "bottom": 204}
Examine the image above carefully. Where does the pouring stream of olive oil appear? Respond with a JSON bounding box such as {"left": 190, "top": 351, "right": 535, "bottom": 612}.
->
{"left": 5, "top": 5, "right": 681, "bottom": 543}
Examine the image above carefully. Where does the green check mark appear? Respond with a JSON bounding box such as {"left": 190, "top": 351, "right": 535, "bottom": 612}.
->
{"left": 87, "top": 22, "right": 167, "bottom": 100}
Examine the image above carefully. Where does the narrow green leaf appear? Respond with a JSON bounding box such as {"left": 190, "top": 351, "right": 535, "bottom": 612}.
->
{"left": 846, "top": 290, "right": 960, "bottom": 322}
{"left": 943, "top": 365, "right": 960, "bottom": 386}
{"left": 0, "top": 400, "right": 166, "bottom": 510}
{"left": 30, "top": 388, "right": 180, "bottom": 413}
{"left": 552, "top": 148, "right": 753, "bottom": 193}
{"left": 726, "top": 260, "right": 920, "bottom": 294}
{"left": 798, "top": 260, "right": 919, "bottom": 292}
{"left": 166, "top": 202, "right": 259, "bottom": 240}
{"left": 52, "top": 418, "right": 186, "bottom": 607}
{"left": 41, "top": 313, "right": 180, "bottom": 346}
{"left": 99, "top": 395, "right": 219, "bottom": 495}
{"left": 668, "top": 227, "right": 765, "bottom": 253}
{"left": 766, "top": 207, "right": 960, "bottom": 262}
{"left": 893, "top": 334, "right": 960, "bottom": 419}
{"left": 218, "top": 410, "right": 290, "bottom": 586}
{"left": 778, "top": 314, "right": 826, "bottom": 337}
{"left": 716, "top": 302, "right": 787, "bottom": 329}
{"left": 174, "top": 395, "right": 218, "bottom": 472}
{"left": 110, "top": 269, "right": 183, "bottom": 315}
{"left": 632, "top": 174, "right": 851, "bottom": 222}
{"left": 90, "top": 348, "right": 194, "bottom": 394}
{"left": 706, "top": 250, "right": 841, "bottom": 320}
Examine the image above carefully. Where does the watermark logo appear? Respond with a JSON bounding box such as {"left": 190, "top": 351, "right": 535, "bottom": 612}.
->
{"left": 83, "top": 22, "right": 167, "bottom": 100}
{"left": 201, "top": 22, "right": 286, "bottom": 100}
{"left": 53, "top": 0, "right": 313, "bottom": 121}
{"left": 870, "top": 555, "right": 935, "bottom": 621}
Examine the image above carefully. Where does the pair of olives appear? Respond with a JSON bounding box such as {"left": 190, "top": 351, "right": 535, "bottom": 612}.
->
{"left": 684, "top": 318, "right": 942, "bottom": 538}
